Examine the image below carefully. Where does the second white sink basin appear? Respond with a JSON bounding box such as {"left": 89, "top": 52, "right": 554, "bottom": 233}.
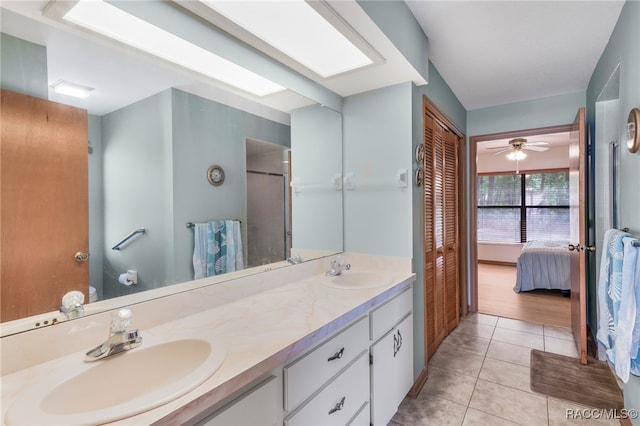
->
{"left": 6, "top": 333, "right": 227, "bottom": 425}
{"left": 325, "top": 271, "right": 392, "bottom": 289}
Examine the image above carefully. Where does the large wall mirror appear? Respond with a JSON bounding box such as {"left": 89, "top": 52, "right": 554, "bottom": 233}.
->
{"left": 1, "top": 2, "right": 343, "bottom": 336}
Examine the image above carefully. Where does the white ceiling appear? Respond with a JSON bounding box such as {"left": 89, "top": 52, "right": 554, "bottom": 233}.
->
{"left": 406, "top": 0, "right": 625, "bottom": 110}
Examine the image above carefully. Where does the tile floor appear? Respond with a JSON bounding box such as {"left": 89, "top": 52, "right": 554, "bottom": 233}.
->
{"left": 390, "top": 314, "right": 620, "bottom": 426}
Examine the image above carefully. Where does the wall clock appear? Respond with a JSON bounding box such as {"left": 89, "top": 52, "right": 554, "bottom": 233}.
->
{"left": 207, "top": 165, "right": 225, "bottom": 186}
{"left": 627, "top": 107, "right": 640, "bottom": 153}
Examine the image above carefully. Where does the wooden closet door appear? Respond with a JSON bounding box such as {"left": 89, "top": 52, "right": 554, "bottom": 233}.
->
{"left": 423, "top": 113, "right": 460, "bottom": 359}
{"left": 1, "top": 89, "right": 89, "bottom": 322}
{"left": 424, "top": 115, "right": 445, "bottom": 358}
{"left": 443, "top": 131, "right": 459, "bottom": 335}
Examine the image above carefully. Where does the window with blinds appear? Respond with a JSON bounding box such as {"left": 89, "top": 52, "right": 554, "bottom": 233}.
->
{"left": 477, "top": 170, "right": 570, "bottom": 243}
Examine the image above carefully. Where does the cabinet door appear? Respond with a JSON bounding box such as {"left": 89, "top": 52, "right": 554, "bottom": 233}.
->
{"left": 196, "top": 376, "right": 279, "bottom": 426}
{"left": 370, "top": 313, "right": 414, "bottom": 426}
{"left": 285, "top": 352, "right": 369, "bottom": 426}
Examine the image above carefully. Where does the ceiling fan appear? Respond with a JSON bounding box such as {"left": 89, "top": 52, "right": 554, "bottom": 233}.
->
{"left": 487, "top": 137, "right": 550, "bottom": 159}
{"left": 486, "top": 137, "right": 550, "bottom": 173}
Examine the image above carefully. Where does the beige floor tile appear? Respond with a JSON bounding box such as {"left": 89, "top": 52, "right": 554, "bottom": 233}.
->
{"left": 492, "top": 327, "right": 544, "bottom": 350}
{"left": 469, "top": 379, "right": 548, "bottom": 426}
{"left": 496, "top": 317, "right": 544, "bottom": 335}
{"left": 464, "top": 313, "right": 499, "bottom": 326}
{"left": 486, "top": 340, "right": 532, "bottom": 367}
{"left": 419, "top": 366, "right": 478, "bottom": 406}
{"left": 547, "top": 397, "right": 621, "bottom": 425}
{"left": 544, "top": 336, "right": 579, "bottom": 358}
{"left": 478, "top": 357, "right": 533, "bottom": 394}
{"left": 429, "top": 342, "right": 486, "bottom": 377}
{"left": 544, "top": 325, "right": 574, "bottom": 341}
{"left": 462, "top": 408, "right": 523, "bottom": 426}
{"left": 443, "top": 332, "right": 491, "bottom": 356}
{"left": 453, "top": 320, "right": 496, "bottom": 340}
{"left": 392, "top": 395, "right": 467, "bottom": 426}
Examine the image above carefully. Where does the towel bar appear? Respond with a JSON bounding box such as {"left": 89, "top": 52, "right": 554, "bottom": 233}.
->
{"left": 187, "top": 220, "right": 241, "bottom": 228}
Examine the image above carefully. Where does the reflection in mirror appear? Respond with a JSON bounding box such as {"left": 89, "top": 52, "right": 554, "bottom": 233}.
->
{"left": 0, "top": 3, "right": 343, "bottom": 335}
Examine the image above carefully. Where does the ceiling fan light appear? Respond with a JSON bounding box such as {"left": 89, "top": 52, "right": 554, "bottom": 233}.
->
{"left": 507, "top": 150, "right": 526, "bottom": 161}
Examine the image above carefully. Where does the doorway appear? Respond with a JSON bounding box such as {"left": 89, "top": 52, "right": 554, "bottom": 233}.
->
{"left": 470, "top": 125, "right": 574, "bottom": 328}
{"left": 245, "top": 138, "right": 291, "bottom": 268}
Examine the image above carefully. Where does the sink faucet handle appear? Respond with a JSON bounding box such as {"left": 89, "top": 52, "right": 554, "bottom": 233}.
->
{"left": 111, "top": 308, "right": 133, "bottom": 334}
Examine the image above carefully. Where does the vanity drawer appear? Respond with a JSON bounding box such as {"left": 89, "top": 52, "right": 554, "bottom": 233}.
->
{"left": 284, "top": 316, "right": 368, "bottom": 410}
{"left": 370, "top": 286, "right": 412, "bottom": 341}
{"left": 285, "top": 352, "right": 369, "bottom": 426}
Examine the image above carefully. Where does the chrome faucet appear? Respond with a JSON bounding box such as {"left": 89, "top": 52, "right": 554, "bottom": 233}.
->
{"left": 287, "top": 254, "right": 303, "bottom": 264}
{"left": 85, "top": 308, "right": 142, "bottom": 362}
{"left": 59, "top": 290, "right": 85, "bottom": 320}
{"left": 326, "top": 257, "right": 351, "bottom": 276}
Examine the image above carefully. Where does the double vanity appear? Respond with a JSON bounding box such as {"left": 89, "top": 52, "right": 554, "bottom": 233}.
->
{"left": 1, "top": 254, "right": 415, "bottom": 425}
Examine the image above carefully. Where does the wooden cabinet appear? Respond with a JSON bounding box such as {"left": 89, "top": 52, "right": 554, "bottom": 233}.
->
{"left": 423, "top": 104, "right": 460, "bottom": 360}
{"left": 370, "top": 289, "right": 414, "bottom": 425}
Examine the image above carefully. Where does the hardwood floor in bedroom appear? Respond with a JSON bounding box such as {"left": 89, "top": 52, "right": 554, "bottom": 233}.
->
{"left": 477, "top": 263, "right": 570, "bottom": 327}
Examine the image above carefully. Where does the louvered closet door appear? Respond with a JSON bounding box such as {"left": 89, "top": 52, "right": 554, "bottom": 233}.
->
{"left": 443, "top": 131, "right": 459, "bottom": 335}
{"left": 423, "top": 113, "right": 459, "bottom": 359}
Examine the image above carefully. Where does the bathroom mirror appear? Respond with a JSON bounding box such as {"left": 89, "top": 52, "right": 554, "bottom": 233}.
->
{"left": 0, "top": 2, "right": 343, "bottom": 335}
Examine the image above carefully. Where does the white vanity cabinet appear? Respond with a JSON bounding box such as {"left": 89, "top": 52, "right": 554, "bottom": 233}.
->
{"left": 195, "top": 375, "right": 280, "bottom": 426}
{"left": 369, "top": 288, "right": 414, "bottom": 426}
{"left": 193, "top": 284, "right": 413, "bottom": 426}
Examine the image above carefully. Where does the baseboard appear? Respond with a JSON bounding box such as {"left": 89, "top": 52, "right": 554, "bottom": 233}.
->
{"left": 407, "top": 367, "right": 428, "bottom": 399}
{"left": 478, "top": 260, "right": 517, "bottom": 267}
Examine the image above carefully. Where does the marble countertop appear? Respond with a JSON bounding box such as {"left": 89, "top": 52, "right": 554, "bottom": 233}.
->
{"left": 1, "top": 267, "right": 415, "bottom": 425}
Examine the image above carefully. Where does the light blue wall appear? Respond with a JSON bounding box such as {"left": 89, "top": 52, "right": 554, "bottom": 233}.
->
{"left": 467, "top": 91, "right": 586, "bottom": 136}
{"left": 357, "top": 0, "right": 429, "bottom": 82}
{"left": 101, "top": 90, "right": 174, "bottom": 299}
{"left": 291, "top": 105, "right": 343, "bottom": 253}
{"left": 587, "top": 0, "right": 640, "bottom": 420}
{"left": 0, "top": 33, "right": 47, "bottom": 99}
{"left": 171, "top": 89, "right": 290, "bottom": 283}
{"left": 100, "top": 88, "right": 290, "bottom": 297}
{"left": 343, "top": 83, "right": 413, "bottom": 258}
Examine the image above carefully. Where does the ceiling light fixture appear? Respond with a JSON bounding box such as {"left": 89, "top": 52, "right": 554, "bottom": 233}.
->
{"left": 62, "top": 0, "right": 285, "bottom": 97}
{"left": 201, "top": 0, "right": 373, "bottom": 78}
{"left": 506, "top": 150, "right": 527, "bottom": 161}
{"left": 50, "top": 79, "right": 94, "bottom": 98}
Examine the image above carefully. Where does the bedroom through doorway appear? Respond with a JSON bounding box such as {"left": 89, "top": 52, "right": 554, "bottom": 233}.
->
{"left": 472, "top": 126, "right": 573, "bottom": 328}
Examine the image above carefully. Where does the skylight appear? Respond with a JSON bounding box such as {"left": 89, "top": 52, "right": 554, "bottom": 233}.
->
{"left": 201, "top": 0, "right": 374, "bottom": 78}
{"left": 63, "top": 0, "right": 285, "bottom": 97}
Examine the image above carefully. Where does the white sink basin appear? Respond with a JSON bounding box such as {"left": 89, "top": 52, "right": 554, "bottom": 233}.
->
{"left": 325, "top": 271, "right": 392, "bottom": 289}
{"left": 6, "top": 333, "right": 227, "bottom": 425}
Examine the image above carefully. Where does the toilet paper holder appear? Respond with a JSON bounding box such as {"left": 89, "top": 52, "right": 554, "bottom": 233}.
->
{"left": 119, "top": 270, "right": 138, "bottom": 286}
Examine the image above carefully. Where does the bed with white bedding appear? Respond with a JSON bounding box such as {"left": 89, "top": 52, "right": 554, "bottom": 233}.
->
{"left": 514, "top": 240, "right": 571, "bottom": 292}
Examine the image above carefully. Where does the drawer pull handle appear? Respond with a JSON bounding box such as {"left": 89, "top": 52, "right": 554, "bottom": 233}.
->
{"left": 394, "top": 329, "right": 403, "bottom": 357}
{"left": 328, "top": 396, "right": 345, "bottom": 415}
{"left": 328, "top": 347, "right": 344, "bottom": 362}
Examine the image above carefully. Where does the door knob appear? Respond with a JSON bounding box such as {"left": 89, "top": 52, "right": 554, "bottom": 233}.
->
{"left": 584, "top": 245, "right": 596, "bottom": 252}
{"left": 74, "top": 252, "right": 89, "bottom": 262}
